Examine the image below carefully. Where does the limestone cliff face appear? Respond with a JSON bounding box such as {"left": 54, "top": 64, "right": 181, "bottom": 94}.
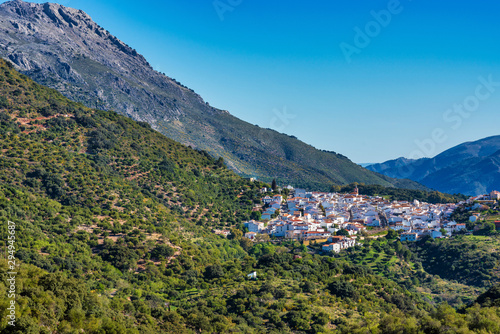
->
{"left": 0, "top": 0, "right": 215, "bottom": 123}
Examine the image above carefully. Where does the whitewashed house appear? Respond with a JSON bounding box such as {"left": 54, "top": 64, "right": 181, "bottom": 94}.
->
{"left": 244, "top": 220, "right": 264, "bottom": 233}
{"left": 400, "top": 232, "right": 418, "bottom": 242}
{"left": 322, "top": 243, "right": 341, "bottom": 253}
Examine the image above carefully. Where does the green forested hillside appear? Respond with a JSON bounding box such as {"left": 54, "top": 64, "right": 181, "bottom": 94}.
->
{"left": 408, "top": 236, "right": 500, "bottom": 288}
{"left": 1, "top": 58, "right": 500, "bottom": 333}
{"left": 0, "top": 58, "right": 265, "bottom": 229}
{"left": 333, "top": 184, "right": 466, "bottom": 204}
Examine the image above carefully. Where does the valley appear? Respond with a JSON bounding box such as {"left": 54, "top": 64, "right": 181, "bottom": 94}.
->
{"left": 0, "top": 1, "right": 499, "bottom": 333}
{"left": 0, "top": 58, "right": 498, "bottom": 332}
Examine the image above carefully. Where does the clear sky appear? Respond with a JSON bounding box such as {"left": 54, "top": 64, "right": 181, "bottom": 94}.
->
{"left": 12, "top": 0, "right": 500, "bottom": 162}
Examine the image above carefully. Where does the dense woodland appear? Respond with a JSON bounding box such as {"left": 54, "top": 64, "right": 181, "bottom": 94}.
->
{"left": 0, "top": 59, "right": 500, "bottom": 333}
{"left": 332, "top": 184, "right": 467, "bottom": 204}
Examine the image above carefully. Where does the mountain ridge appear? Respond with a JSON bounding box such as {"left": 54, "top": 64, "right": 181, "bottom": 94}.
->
{"left": 0, "top": 0, "right": 426, "bottom": 191}
{"left": 367, "top": 135, "right": 500, "bottom": 195}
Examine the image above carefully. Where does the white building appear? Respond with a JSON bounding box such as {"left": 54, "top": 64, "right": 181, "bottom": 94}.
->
{"left": 400, "top": 232, "right": 418, "bottom": 242}
{"left": 245, "top": 232, "right": 257, "bottom": 240}
{"left": 430, "top": 230, "right": 443, "bottom": 239}
{"left": 322, "top": 243, "right": 341, "bottom": 253}
{"left": 263, "top": 196, "right": 273, "bottom": 204}
{"left": 244, "top": 220, "right": 264, "bottom": 233}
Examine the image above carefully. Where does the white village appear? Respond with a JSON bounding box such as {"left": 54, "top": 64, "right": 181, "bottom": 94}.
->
{"left": 241, "top": 187, "right": 500, "bottom": 253}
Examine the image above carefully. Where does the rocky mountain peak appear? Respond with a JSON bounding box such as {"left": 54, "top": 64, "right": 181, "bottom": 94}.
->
{"left": 0, "top": 0, "right": 216, "bottom": 122}
{"left": 1, "top": 0, "right": 141, "bottom": 60}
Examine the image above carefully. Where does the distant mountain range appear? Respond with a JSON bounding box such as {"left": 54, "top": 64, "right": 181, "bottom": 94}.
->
{"left": 0, "top": 0, "right": 425, "bottom": 191}
{"left": 366, "top": 136, "right": 500, "bottom": 195}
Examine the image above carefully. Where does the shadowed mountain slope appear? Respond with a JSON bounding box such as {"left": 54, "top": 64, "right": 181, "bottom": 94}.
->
{"left": 0, "top": 0, "right": 425, "bottom": 191}
{"left": 367, "top": 136, "right": 500, "bottom": 195}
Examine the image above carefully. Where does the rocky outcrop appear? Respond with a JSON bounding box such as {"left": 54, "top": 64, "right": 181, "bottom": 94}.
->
{"left": 0, "top": 0, "right": 215, "bottom": 123}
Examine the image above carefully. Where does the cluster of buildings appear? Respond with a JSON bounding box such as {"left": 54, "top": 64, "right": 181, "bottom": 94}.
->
{"left": 467, "top": 190, "right": 500, "bottom": 229}
{"left": 386, "top": 200, "right": 464, "bottom": 241}
{"left": 467, "top": 191, "right": 500, "bottom": 208}
{"left": 321, "top": 236, "right": 357, "bottom": 253}
{"left": 468, "top": 190, "right": 500, "bottom": 202}
{"left": 243, "top": 186, "right": 480, "bottom": 250}
{"left": 245, "top": 188, "right": 364, "bottom": 243}
{"left": 245, "top": 187, "right": 378, "bottom": 252}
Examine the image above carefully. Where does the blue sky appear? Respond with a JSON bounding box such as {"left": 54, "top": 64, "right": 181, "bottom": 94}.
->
{"left": 13, "top": 0, "right": 500, "bottom": 162}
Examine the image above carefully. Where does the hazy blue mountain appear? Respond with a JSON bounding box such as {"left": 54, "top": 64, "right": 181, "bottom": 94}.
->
{"left": 367, "top": 136, "right": 500, "bottom": 195}
{"left": 358, "top": 163, "right": 377, "bottom": 168}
